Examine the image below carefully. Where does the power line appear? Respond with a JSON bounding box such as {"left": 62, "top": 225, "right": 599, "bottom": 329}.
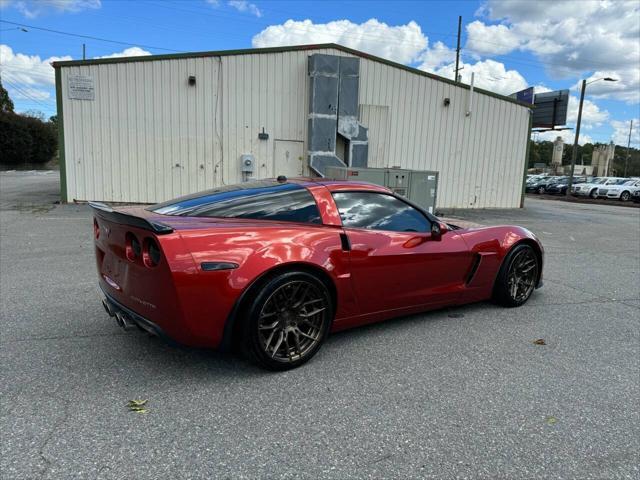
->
{"left": 0, "top": 20, "right": 185, "bottom": 53}
{"left": 2, "top": 77, "right": 56, "bottom": 110}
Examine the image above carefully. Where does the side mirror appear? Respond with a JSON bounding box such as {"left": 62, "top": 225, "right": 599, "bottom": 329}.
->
{"left": 431, "top": 221, "right": 448, "bottom": 239}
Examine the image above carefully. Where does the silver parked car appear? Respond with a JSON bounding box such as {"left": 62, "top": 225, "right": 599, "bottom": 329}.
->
{"left": 571, "top": 177, "right": 627, "bottom": 198}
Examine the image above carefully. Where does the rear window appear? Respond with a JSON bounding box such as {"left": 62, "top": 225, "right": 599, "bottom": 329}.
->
{"left": 149, "top": 181, "right": 321, "bottom": 224}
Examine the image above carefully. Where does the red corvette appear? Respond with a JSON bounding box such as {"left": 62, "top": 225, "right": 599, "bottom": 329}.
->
{"left": 92, "top": 178, "right": 543, "bottom": 370}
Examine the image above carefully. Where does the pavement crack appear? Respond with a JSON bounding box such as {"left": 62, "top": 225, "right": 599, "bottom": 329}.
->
{"left": 35, "top": 390, "right": 73, "bottom": 480}
{"left": 0, "top": 331, "right": 129, "bottom": 345}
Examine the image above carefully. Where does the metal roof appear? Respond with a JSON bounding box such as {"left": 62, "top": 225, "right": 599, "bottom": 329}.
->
{"left": 52, "top": 43, "right": 532, "bottom": 108}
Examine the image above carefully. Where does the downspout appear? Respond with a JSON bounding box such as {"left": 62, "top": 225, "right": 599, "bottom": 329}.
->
{"left": 520, "top": 110, "right": 533, "bottom": 208}
{"left": 54, "top": 67, "right": 67, "bottom": 203}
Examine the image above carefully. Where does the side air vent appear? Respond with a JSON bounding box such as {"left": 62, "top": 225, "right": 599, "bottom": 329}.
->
{"left": 465, "top": 254, "right": 482, "bottom": 285}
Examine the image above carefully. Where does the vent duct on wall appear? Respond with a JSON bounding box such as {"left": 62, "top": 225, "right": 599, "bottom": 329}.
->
{"left": 307, "top": 54, "right": 369, "bottom": 177}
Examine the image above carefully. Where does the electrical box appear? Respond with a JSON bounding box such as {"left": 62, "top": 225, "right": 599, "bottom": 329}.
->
{"left": 324, "top": 166, "right": 439, "bottom": 213}
{"left": 240, "top": 154, "right": 255, "bottom": 173}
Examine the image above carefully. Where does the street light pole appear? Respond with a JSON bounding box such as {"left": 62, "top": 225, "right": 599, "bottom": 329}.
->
{"left": 567, "top": 79, "right": 586, "bottom": 195}
{"left": 566, "top": 77, "right": 617, "bottom": 195}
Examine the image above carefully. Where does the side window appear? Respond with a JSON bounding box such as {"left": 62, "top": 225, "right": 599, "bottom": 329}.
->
{"left": 332, "top": 192, "right": 431, "bottom": 232}
{"left": 189, "top": 188, "right": 321, "bottom": 224}
{"left": 151, "top": 182, "right": 321, "bottom": 224}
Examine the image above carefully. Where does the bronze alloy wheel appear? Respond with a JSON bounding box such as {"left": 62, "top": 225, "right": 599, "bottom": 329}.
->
{"left": 506, "top": 248, "right": 538, "bottom": 303}
{"left": 257, "top": 279, "right": 329, "bottom": 364}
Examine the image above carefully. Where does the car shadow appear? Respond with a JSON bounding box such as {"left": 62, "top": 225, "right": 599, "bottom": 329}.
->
{"left": 103, "top": 301, "right": 487, "bottom": 378}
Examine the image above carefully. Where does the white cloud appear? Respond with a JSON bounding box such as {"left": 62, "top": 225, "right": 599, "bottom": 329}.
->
{"left": 470, "top": 0, "right": 640, "bottom": 103}
{"left": 252, "top": 19, "right": 428, "bottom": 65}
{"left": 0, "top": 44, "right": 70, "bottom": 86}
{"left": 418, "top": 41, "right": 455, "bottom": 71}
{"left": 566, "top": 94, "right": 609, "bottom": 127}
{"left": 430, "top": 58, "right": 528, "bottom": 96}
{"left": 535, "top": 129, "right": 593, "bottom": 146}
{"left": 465, "top": 20, "right": 522, "bottom": 56}
{"left": 0, "top": 0, "right": 100, "bottom": 18}
{"left": 228, "top": 0, "right": 261, "bottom": 17}
{"left": 95, "top": 47, "right": 152, "bottom": 59}
{"left": 611, "top": 119, "right": 639, "bottom": 147}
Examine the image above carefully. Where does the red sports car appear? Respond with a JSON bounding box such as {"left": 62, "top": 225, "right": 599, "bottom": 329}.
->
{"left": 92, "top": 178, "right": 543, "bottom": 370}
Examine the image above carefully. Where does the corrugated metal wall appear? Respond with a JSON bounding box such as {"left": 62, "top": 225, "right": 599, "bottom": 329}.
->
{"left": 59, "top": 47, "right": 530, "bottom": 208}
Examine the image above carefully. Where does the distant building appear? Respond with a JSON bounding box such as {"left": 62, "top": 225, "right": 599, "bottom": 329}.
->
{"left": 52, "top": 44, "right": 532, "bottom": 208}
{"left": 551, "top": 136, "right": 564, "bottom": 168}
{"left": 591, "top": 142, "right": 615, "bottom": 176}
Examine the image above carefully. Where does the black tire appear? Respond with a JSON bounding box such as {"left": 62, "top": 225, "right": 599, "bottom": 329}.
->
{"left": 620, "top": 191, "right": 630, "bottom": 202}
{"left": 589, "top": 189, "right": 598, "bottom": 199}
{"left": 241, "top": 271, "right": 333, "bottom": 371}
{"left": 493, "top": 244, "right": 539, "bottom": 308}
{"left": 537, "top": 186, "right": 545, "bottom": 194}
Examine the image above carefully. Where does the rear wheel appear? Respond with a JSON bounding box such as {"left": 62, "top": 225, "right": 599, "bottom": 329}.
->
{"left": 242, "top": 271, "right": 333, "bottom": 370}
{"left": 493, "top": 244, "right": 539, "bottom": 307}
{"left": 537, "top": 186, "right": 545, "bottom": 194}
{"left": 620, "top": 191, "right": 630, "bottom": 202}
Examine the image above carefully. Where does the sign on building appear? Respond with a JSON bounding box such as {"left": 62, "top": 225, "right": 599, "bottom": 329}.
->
{"left": 68, "top": 74, "right": 94, "bottom": 100}
{"left": 510, "top": 87, "right": 534, "bottom": 105}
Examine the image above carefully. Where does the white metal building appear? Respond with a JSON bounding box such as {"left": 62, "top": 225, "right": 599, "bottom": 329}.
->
{"left": 53, "top": 44, "right": 532, "bottom": 209}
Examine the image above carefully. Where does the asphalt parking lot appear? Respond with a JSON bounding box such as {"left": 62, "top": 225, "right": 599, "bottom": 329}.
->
{"left": 1, "top": 171, "right": 639, "bottom": 480}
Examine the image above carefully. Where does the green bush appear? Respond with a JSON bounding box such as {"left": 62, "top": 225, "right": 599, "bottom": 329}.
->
{"left": 0, "top": 112, "right": 57, "bottom": 165}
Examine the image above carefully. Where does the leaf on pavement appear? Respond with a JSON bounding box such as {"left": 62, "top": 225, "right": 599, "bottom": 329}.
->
{"left": 533, "top": 339, "right": 546, "bottom": 345}
{"left": 127, "top": 399, "right": 149, "bottom": 413}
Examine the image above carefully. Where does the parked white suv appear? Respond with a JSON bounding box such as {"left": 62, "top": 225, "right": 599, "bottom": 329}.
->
{"left": 571, "top": 177, "right": 627, "bottom": 198}
{"left": 596, "top": 178, "right": 640, "bottom": 201}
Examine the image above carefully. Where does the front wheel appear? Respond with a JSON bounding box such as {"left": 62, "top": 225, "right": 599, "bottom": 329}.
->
{"left": 620, "top": 191, "right": 630, "bottom": 202}
{"left": 242, "top": 271, "right": 333, "bottom": 370}
{"left": 537, "top": 186, "right": 545, "bottom": 194}
{"left": 493, "top": 244, "right": 539, "bottom": 307}
{"left": 589, "top": 189, "right": 598, "bottom": 199}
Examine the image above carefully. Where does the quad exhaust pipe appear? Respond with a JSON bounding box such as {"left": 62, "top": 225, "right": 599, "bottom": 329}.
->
{"left": 103, "top": 298, "right": 136, "bottom": 331}
{"left": 102, "top": 299, "right": 113, "bottom": 316}
{"left": 115, "top": 311, "right": 136, "bottom": 330}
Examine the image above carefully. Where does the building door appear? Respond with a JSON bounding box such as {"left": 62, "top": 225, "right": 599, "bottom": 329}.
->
{"left": 359, "top": 105, "right": 389, "bottom": 168}
{"left": 274, "top": 140, "right": 304, "bottom": 178}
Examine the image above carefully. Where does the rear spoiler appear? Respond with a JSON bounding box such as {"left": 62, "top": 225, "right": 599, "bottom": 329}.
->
{"left": 89, "top": 202, "right": 174, "bottom": 235}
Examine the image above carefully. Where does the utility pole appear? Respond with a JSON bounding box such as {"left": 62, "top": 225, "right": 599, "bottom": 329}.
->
{"left": 82, "top": 43, "right": 86, "bottom": 60}
{"left": 624, "top": 120, "right": 633, "bottom": 177}
{"left": 454, "top": 16, "right": 462, "bottom": 83}
{"left": 567, "top": 79, "right": 586, "bottom": 194}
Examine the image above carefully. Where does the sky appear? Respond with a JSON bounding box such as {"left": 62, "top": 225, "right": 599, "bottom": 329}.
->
{"left": 0, "top": 0, "right": 638, "bottom": 147}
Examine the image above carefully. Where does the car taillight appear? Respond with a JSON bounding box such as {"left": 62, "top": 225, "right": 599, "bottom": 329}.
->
{"left": 94, "top": 218, "right": 100, "bottom": 239}
{"left": 125, "top": 233, "right": 141, "bottom": 261}
{"left": 143, "top": 237, "right": 161, "bottom": 267}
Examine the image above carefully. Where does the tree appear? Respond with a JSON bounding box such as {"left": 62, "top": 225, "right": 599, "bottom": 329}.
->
{"left": 23, "top": 109, "right": 46, "bottom": 121}
{"left": 0, "top": 112, "right": 58, "bottom": 165}
{"left": 0, "top": 77, "right": 14, "bottom": 113}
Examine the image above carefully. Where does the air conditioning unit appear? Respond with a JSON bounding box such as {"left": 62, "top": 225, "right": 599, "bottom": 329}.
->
{"left": 324, "top": 166, "right": 439, "bottom": 213}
